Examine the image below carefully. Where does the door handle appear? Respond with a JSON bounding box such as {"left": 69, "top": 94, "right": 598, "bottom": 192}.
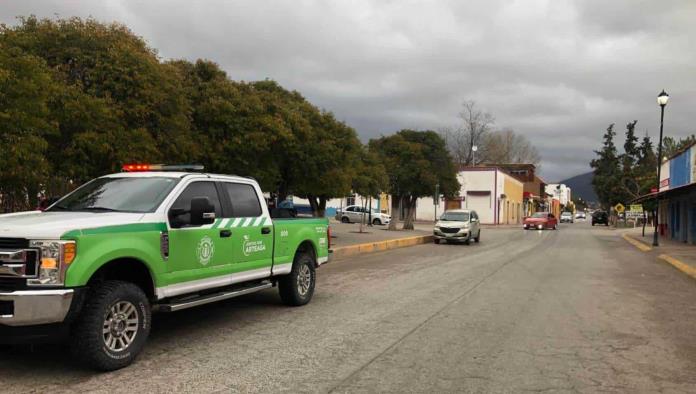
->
{"left": 261, "top": 227, "right": 271, "bottom": 235}
{"left": 220, "top": 229, "right": 232, "bottom": 238}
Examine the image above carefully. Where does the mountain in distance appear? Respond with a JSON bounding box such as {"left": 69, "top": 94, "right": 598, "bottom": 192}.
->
{"left": 559, "top": 171, "right": 597, "bottom": 203}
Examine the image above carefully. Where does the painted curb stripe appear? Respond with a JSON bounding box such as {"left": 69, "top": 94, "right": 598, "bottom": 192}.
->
{"left": 658, "top": 254, "right": 696, "bottom": 280}
{"left": 621, "top": 234, "right": 652, "bottom": 252}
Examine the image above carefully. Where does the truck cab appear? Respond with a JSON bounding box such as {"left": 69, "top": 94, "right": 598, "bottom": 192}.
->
{"left": 0, "top": 165, "right": 330, "bottom": 370}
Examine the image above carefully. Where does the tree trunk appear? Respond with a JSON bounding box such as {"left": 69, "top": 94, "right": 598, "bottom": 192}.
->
{"left": 388, "top": 195, "right": 399, "bottom": 231}
{"left": 307, "top": 195, "right": 320, "bottom": 217}
{"left": 367, "top": 197, "right": 373, "bottom": 227}
{"left": 402, "top": 196, "right": 417, "bottom": 230}
{"left": 317, "top": 196, "right": 327, "bottom": 218}
{"left": 359, "top": 196, "right": 365, "bottom": 233}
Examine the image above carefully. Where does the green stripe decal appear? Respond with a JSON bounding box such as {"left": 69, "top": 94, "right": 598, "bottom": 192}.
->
{"left": 62, "top": 222, "right": 167, "bottom": 238}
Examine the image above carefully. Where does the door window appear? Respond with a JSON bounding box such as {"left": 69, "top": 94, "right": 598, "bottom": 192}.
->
{"left": 223, "top": 183, "right": 262, "bottom": 217}
{"left": 170, "top": 181, "right": 222, "bottom": 225}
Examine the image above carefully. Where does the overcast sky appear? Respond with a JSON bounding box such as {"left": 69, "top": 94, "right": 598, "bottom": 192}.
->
{"left": 3, "top": 0, "right": 696, "bottom": 181}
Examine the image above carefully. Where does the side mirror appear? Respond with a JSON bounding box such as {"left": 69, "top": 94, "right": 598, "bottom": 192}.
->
{"left": 190, "top": 197, "right": 216, "bottom": 226}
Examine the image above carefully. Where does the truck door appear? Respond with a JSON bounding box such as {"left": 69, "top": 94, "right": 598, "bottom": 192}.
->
{"left": 166, "top": 181, "right": 228, "bottom": 278}
{"left": 219, "top": 182, "right": 273, "bottom": 274}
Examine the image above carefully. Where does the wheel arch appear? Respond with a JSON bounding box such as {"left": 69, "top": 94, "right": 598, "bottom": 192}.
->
{"left": 87, "top": 257, "right": 157, "bottom": 301}
{"left": 295, "top": 240, "right": 318, "bottom": 267}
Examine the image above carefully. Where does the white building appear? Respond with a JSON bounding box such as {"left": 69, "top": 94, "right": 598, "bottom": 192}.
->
{"left": 413, "top": 168, "right": 524, "bottom": 224}
{"left": 545, "top": 184, "right": 571, "bottom": 206}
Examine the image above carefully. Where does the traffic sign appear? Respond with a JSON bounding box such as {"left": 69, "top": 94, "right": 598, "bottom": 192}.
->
{"left": 629, "top": 204, "right": 643, "bottom": 212}
{"left": 614, "top": 203, "right": 625, "bottom": 213}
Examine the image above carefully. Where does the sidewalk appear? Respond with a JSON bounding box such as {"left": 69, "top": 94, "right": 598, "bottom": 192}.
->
{"left": 329, "top": 221, "right": 430, "bottom": 248}
{"left": 621, "top": 228, "right": 696, "bottom": 280}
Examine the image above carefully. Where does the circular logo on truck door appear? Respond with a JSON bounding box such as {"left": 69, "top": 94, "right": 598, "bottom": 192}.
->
{"left": 197, "top": 236, "right": 215, "bottom": 265}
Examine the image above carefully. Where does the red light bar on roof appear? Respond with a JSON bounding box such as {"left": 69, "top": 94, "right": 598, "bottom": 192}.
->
{"left": 122, "top": 164, "right": 204, "bottom": 172}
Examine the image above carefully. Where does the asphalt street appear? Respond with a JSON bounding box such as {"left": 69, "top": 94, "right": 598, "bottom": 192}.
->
{"left": 3, "top": 221, "right": 696, "bottom": 393}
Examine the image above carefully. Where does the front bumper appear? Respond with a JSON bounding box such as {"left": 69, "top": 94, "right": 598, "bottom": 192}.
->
{"left": 0, "top": 289, "right": 74, "bottom": 327}
{"left": 433, "top": 229, "right": 470, "bottom": 240}
{"left": 523, "top": 223, "right": 546, "bottom": 230}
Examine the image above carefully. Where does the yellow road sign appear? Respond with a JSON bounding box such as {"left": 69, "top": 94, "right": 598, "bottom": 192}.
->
{"left": 614, "top": 203, "right": 625, "bottom": 213}
{"left": 629, "top": 204, "right": 643, "bottom": 212}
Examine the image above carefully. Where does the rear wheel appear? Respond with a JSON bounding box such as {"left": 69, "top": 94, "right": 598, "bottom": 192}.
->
{"left": 71, "top": 281, "right": 151, "bottom": 371}
{"left": 279, "top": 252, "right": 316, "bottom": 306}
{"left": 372, "top": 218, "right": 381, "bottom": 225}
{"left": 341, "top": 216, "right": 350, "bottom": 223}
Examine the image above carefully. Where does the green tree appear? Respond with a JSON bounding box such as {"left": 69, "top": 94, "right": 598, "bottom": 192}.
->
{"left": 351, "top": 146, "right": 388, "bottom": 232}
{"left": 370, "top": 130, "right": 459, "bottom": 230}
{"left": 619, "top": 120, "right": 640, "bottom": 199}
{"left": 591, "top": 124, "right": 624, "bottom": 207}
{"left": 0, "top": 44, "right": 55, "bottom": 211}
{"left": 1, "top": 16, "right": 191, "bottom": 189}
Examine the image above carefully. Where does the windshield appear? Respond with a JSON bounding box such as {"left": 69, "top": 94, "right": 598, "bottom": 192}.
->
{"left": 49, "top": 177, "right": 179, "bottom": 213}
{"left": 440, "top": 212, "right": 470, "bottom": 222}
{"left": 531, "top": 212, "right": 547, "bottom": 218}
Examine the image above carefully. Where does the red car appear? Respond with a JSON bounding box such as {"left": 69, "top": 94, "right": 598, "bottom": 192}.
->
{"left": 523, "top": 212, "right": 558, "bottom": 230}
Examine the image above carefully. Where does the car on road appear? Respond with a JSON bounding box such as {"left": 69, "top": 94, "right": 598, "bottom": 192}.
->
{"left": 335, "top": 205, "right": 391, "bottom": 225}
{"left": 575, "top": 212, "right": 586, "bottom": 220}
{"left": 0, "top": 164, "right": 330, "bottom": 371}
{"left": 592, "top": 210, "right": 609, "bottom": 226}
{"left": 560, "top": 211, "right": 574, "bottom": 223}
{"left": 523, "top": 212, "right": 558, "bottom": 230}
{"left": 433, "top": 209, "right": 481, "bottom": 245}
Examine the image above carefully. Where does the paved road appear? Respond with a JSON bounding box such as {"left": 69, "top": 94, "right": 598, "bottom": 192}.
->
{"left": 3, "top": 222, "right": 696, "bottom": 393}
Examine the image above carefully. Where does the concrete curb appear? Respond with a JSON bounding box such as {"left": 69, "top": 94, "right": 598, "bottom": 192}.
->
{"left": 621, "top": 234, "right": 652, "bottom": 252}
{"left": 622, "top": 234, "right": 696, "bottom": 281}
{"left": 658, "top": 254, "right": 696, "bottom": 281}
{"left": 330, "top": 235, "right": 433, "bottom": 260}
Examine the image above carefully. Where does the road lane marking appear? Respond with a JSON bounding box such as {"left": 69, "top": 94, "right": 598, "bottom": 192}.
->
{"left": 621, "top": 234, "right": 652, "bottom": 252}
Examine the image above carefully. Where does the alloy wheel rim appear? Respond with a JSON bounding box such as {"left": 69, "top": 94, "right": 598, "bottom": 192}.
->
{"left": 297, "top": 264, "right": 312, "bottom": 296}
{"left": 103, "top": 301, "right": 139, "bottom": 352}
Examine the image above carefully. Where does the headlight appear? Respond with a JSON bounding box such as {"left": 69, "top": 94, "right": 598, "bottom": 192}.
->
{"left": 462, "top": 223, "right": 470, "bottom": 228}
{"left": 28, "top": 240, "right": 76, "bottom": 286}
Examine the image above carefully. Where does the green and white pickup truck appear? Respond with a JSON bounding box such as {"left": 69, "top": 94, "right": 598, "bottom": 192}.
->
{"left": 0, "top": 165, "right": 330, "bottom": 370}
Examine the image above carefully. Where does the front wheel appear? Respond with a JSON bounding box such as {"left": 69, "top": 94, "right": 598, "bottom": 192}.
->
{"left": 474, "top": 230, "right": 481, "bottom": 243}
{"left": 341, "top": 216, "right": 350, "bottom": 223}
{"left": 434, "top": 238, "right": 441, "bottom": 244}
{"left": 279, "top": 252, "right": 316, "bottom": 306}
{"left": 372, "top": 218, "right": 381, "bottom": 225}
{"left": 71, "top": 281, "right": 151, "bottom": 371}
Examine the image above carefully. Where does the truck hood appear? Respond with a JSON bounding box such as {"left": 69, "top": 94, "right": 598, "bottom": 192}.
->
{"left": 0, "top": 211, "right": 146, "bottom": 239}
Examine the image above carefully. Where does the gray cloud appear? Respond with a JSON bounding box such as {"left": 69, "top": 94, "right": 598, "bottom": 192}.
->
{"left": 3, "top": 0, "right": 695, "bottom": 181}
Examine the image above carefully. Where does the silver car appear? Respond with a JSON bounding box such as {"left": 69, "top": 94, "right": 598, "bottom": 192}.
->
{"left": 433, "top": 209, "right": 481, "bottom": 245}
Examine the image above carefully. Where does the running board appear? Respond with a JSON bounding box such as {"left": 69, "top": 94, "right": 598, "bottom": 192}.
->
{"left": 155, "top": 282, "right": 273, "bottom": 312}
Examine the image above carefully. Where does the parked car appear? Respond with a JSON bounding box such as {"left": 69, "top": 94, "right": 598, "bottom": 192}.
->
{"left": 523, "top": 212, "right": 558, "bottom": 230}
{"left": 433, "top": 209, "right": 481, "bottom": 245}
{"left": 592, "top": 210, "right": 609, "bottom": 226}
{"left": 560, "top": 211, "right": 574, "bottom": 223}
{"left": 575, "top": 212, "right": 586, "bottom": 220}
{"left": 335, "top": 205, "right": 391, "bottom": 225}
{"left": 0, "top": 164, "right": 330, "bottom": 371}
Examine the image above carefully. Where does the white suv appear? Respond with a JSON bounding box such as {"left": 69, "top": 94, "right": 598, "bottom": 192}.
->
{"left": 335, "top": 205, "right": 391, "bottom": 225}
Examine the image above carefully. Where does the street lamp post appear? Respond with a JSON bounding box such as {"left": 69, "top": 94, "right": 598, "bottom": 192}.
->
{"left": 472, "top": 145, "right": 478, "bottom": 166}
{"left": 653, "top": 90, "right": 669, "bottom": 246}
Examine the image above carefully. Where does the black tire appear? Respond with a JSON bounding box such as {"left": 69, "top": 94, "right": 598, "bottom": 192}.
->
{"left": 464, "top": 236, "right": 471, "bottom": 245}
{"left": 434, "top": 238, "right": 440, "bottom": 244}
{"left": 372, "top": 218, "right": 381, "bottom": 225}
{"left": 474, "top": 230, "right": 480, "bottom": 243}
{"left": 71, "top": 280, "right": 151, "bottom": 371}
{"left": 341, "top": 216, "right": 350, "bottom": 223}
{"left": 279, "top": 252, "right": 316, "bottom": 306}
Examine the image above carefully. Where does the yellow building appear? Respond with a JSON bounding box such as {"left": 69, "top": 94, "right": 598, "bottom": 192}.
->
{"left": 502, "top": 173, "right": 524, "bottom": 224}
